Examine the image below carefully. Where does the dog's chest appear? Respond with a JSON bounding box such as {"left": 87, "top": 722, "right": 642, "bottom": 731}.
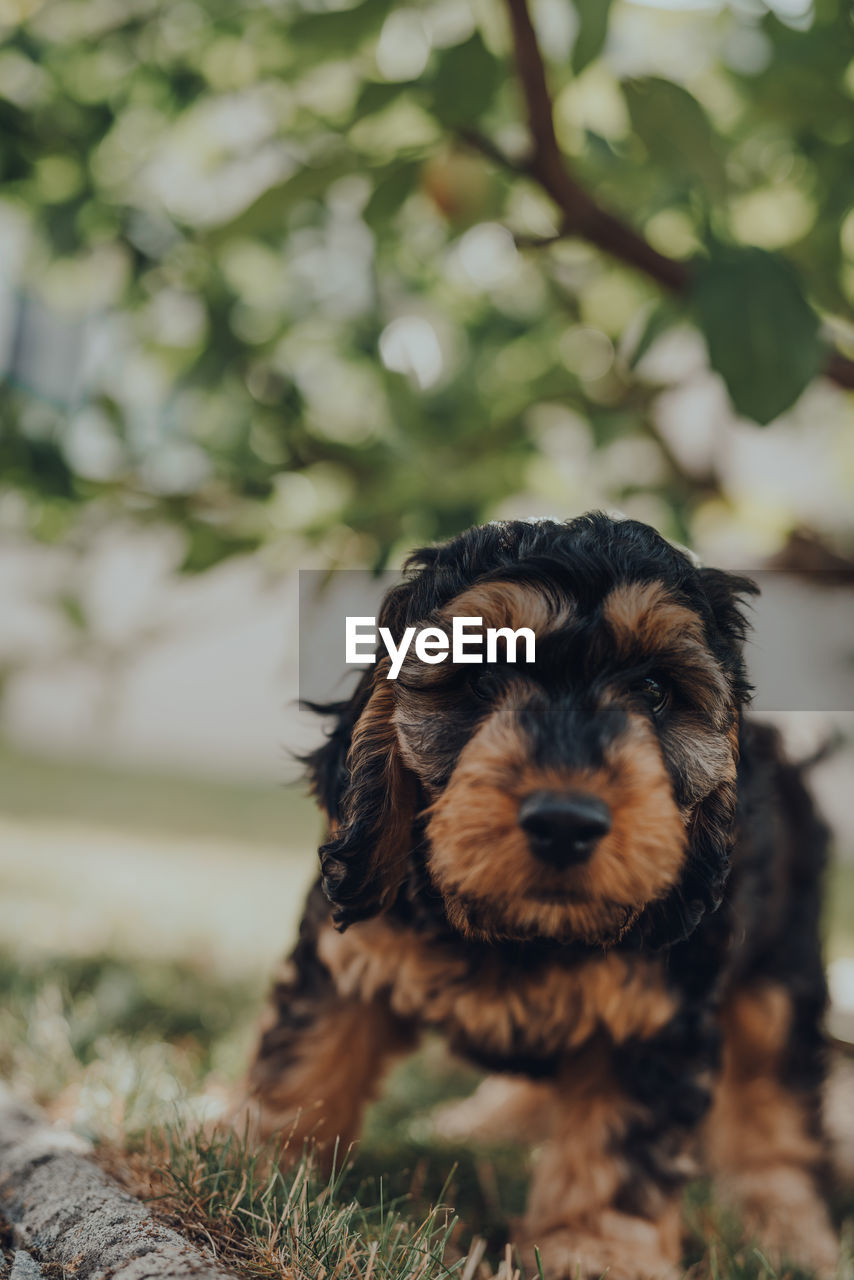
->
{"left": 318, "top": 921, "right": 675, "bottom": 1067}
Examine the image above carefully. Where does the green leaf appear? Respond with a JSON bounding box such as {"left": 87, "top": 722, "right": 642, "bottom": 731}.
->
{"left": 56, "top": 592, "right": 88, "bottom": 632}
{"left": 206, "top": 157, "right": 355, "bottom": 243}
{"left": 691, "top": 247, "right": 823, "bottom": 425}
{"left": 363, "top": 161, "right": 420, "bottom": 228}
{"left": 623, "top": 77, "right": 726, "bottom": 199}
{"left": 427, "top": 33, "right": 502, "bottom": 127}
{"left": 179, "top": 522, "right": 259, "bottom": 574}
{"left": 571, "top": 0, "right": 614, "bottom": 75}
{"left": 355, "top": 79, "right": 414, "bottom": 118}
{"left": 628, "top": 300, "right": 685, "bottom": 370}
{"left": 289, "top": 0, "right": 393, "bottom": 52}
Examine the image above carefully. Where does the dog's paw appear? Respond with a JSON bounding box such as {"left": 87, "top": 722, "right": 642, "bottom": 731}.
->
{"left": 743, "top": 1221, "right": 840, "bottom": 1280}
{"left": 431, "top": 1076, "right": 554, "bottom": 1144}
{"left": 723, "top": 1167, "right": 841, "bottom": 1280}
{"left": 727, "top": 1172, "right": 839, "bottom": 1280}
{"left": 519, "top": 1220, "right": 680, "bottom": 1280}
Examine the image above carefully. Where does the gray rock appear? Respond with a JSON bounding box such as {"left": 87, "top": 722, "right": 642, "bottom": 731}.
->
{"left": 10, "top": 1252, "right": 42, "bottom": 1280}
{"left": 0, "top": 1086, "right": 233, "bottom": 1280}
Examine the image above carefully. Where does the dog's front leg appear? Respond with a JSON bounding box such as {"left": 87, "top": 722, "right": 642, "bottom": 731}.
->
{"left": 705, "top": 981, "right": 839, "bottom": 1278}
{"left": 235, "top": 887, "right": 418, "bottom": 1166}
{"left": 518, "top": 1025, "right": 710, "bottom": 1280}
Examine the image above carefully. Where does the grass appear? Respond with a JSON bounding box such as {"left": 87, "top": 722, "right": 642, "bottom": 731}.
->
{"left": 106, "top": 1096, "right": 853, "bottom": 1280}
{"left": 0, "top": 739, "right": 319, "bottom": 979}
{"left": 0, "top": 740, "right": 319, "bottom": 849}
{"left": 0, "top": 945, "right": 851, "bottom": 1280}
{"left": 0, "top": 744, "right": 852, "bottom": 1279}
{"left": 110, "top": 1126, "right": 485, "bottom": 1280}
{"left": 0, "top": 945, "right": 521, "bottom": 1277}
{"left": 0, "top": 948, "right": 262, "bottom": 1140}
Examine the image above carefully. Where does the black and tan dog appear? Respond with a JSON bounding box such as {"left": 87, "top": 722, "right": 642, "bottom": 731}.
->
{"left": 241, "top": 513, "right": 838, "bottom": 1279}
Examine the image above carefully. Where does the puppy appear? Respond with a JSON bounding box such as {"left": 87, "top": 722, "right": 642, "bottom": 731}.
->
{"left": 241, "top": 514, "right": 838, "bottom": 1279}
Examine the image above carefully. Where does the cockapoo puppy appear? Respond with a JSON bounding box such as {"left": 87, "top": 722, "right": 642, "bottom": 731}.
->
{"left": 239, "top": 514, "right": 838, "bottom": 1280}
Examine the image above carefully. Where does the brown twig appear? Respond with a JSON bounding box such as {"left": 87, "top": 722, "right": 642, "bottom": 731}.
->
{"left": 475, "top": 0, "right": 854, "bottom": 390}
{"left": 824, "top": 348, "right": 854, "bottom": 389}
{"left": 503, "top": 0, "right": 691, "bottom": 293}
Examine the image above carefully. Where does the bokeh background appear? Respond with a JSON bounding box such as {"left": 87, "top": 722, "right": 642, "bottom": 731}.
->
{"left": 0, "top": 0, "right": 853, "bottom": 1200}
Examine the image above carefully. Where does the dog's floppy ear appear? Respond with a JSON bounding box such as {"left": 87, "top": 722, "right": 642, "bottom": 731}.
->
{"left": 634, "top": 744, "right": 739, "bottom": 953}
{"left": 303, "top": 581, "right": 420, "bottom": 930}
{"left": 677, "top": 572, "right": 755, "bottom": 939}
{"left": 636, "top": 571, "right": 757, "bottom": 951}
{"left": 697, "top": 567, "right": 758, "bottom": 703}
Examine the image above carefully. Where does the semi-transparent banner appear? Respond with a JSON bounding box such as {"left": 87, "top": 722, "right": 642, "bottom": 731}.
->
{"left": 298, "top": 569, "right": 854, "bottom": 712}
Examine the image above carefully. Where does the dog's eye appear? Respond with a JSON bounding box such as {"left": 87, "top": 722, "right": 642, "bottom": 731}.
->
{"left": 470, "top": 670, "right": 502, "bottom": 701}
{"left": 634, "top": 676, "right": 669, "bottom": 716}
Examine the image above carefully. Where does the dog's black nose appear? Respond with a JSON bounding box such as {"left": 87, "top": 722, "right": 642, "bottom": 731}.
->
{"left": 518, "top": 790, "right": 612, "bottom": 866}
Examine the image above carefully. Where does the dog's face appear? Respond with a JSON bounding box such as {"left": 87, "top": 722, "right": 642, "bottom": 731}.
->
{"left": 310, "top": 514, "right": 756, "bottom": 949}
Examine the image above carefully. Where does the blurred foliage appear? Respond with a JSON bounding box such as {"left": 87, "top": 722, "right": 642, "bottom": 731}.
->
{"left": 0, "top": 0, "right": 853, "bottom": 569}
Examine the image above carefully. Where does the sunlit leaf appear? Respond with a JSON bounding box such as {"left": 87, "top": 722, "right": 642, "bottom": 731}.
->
{"left": 207, "top": 158, "right": 356, "bottom": 242}
{"left": 623, "top": 77, "right": 726, "bottom": 200}
{"left": 571, "top": 0, "right": 614, "bottom": 75}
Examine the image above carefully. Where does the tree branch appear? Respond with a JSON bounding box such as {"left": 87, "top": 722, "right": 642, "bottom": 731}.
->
{"left": 492, "top": 0, "right": 854, "bottom": 390}
{"left": 457, "top": 127, "right": 520, "bottom": 175}
{"left": 504, "top": 0, "right": 689, "bottom": 292}
{"left": 824, "top": 348, "right": 854, "bottom": 390}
